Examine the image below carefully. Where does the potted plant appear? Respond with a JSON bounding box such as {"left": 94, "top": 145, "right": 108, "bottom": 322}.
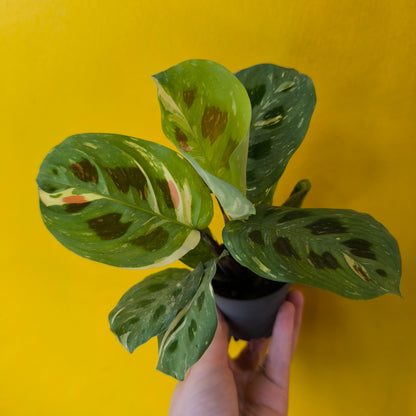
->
{"left": 36, "top": 59, "right": 401, "bottom": 380}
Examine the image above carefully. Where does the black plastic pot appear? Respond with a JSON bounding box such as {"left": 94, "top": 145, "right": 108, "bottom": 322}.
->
{"left": 214, "top": 282, "right": 290, "bottom": 340}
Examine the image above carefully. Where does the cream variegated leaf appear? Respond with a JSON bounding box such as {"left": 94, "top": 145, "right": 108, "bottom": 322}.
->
{"left": 153, "top": 59, "right": 255, "bottom": 219}
{"left": 223, "top": 206, "right": 401, "bottom": 299}
{"left": 109, "top": 267, "right": 203, "bottom": 353}
{"left": 157, "top": 259, "right": 218, "bottom": 380}
{"left": 236, "top": 64, "right": 316, "bottom": 205}
{"left": 36, "top": 133, "right": 213, "bottom": 268}
{"left": 182, "top": 153, "right": 255, "bottom": 219}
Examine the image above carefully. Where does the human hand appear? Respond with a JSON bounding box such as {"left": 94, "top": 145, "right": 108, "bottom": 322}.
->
{"left": 168, "top": 290, "right": 304, "bottom": 416}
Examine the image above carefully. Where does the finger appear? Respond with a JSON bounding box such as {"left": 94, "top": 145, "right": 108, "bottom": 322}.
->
{"left": 286, "top": 290, "right": 304, "bottom": 357}
{"left": 263, "top": 300, "right": 296, "bottom": 390}
{"left": 234, "top": 291, "right": 304, "bottom": 374}
{"left": 234, "top": 337, "right": 270, "bottom": 372}
{"left": 215, "top": 308, "right": 231, "bottom": 348}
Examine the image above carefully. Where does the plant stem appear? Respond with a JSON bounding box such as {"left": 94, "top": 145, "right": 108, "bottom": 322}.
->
{"left": 199, "top": 231, "right": 237, "bottom": 281}
{"left": 216, "top": 197, "right": 230, "bottom": 224}
{"left": 200, "top": 230, "right": 223, "bottom": 256}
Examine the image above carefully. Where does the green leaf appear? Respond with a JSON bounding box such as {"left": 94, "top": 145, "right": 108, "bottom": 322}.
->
{"left": 223, "top": 206, "right": 401, "bottom": 299}
{"left": 157, "top": 259, "right": 218, "bottom": 380}
{"left": 235, "top": 64, "right": 316, "bottom": 205}
{"left": 36, "top": 133, "right": 213, "bottom": 268}
{"left": 181, "top": 153, "right": 255, "bottom": 219}
{"left": 180, "top": 229, "right": 217, "bottom": 268}
{"left": 153, "top": 59, "right": 255, "bottom": 219}
{"left": 282, "top": 179, "right": 311, "bottom": 208}
{"left": 109, "top": 267, "right": 203, "bottom": 353}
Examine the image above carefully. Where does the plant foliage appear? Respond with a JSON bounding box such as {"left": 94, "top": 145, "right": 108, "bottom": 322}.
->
{"left": 36, "top": 59, "right": 402, "bottom": 380}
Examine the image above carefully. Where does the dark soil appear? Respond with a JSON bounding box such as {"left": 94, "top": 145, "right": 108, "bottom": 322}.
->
{"left": 212, "top": 252, "right": 285, "bottom": 300}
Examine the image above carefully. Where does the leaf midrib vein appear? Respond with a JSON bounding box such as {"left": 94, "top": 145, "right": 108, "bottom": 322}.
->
{"left": 43, "top": 180, "right": 195, "bottom": 230}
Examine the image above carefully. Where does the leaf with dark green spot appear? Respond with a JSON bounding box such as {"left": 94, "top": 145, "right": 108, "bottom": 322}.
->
{"left": 109, "top": 267, "right": 203, "bottom": 353}
{"left": 223, "top": 205, "right": 401, "bottom": 299}
{"left": 36, "top": 133, "right": 213, "bottom": 268}
{"left": 153, "top": 59, "right": 255, "bottom": 219}
{"left": 157, "top": 259, "right": 218, "bottom": 380}
{"left": 235, "top": 64, "right": 316, "bottom": 205}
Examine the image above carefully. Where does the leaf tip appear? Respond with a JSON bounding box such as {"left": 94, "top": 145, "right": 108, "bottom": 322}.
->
{"left": 391, "top": 285, "right": 402, "bottom": 298}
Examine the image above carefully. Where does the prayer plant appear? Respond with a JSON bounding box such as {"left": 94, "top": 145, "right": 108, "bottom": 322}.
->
{"left": 36, "top": 59, "right": 401, "bottom": 380}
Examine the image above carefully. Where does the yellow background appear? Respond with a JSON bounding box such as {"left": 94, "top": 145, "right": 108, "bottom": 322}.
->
{"left": 1, "top": 1, "right": 415, "bottom": 415}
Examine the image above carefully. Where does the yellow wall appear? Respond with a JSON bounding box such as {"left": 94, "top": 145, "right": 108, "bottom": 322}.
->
{"left": 1, "top": 1, "right": 415, "bottom": 414}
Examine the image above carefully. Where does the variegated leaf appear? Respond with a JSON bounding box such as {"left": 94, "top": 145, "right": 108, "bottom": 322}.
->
{"left": 36, "top": 133, "right": 213, "bottom": 268}
{"left": 181, "top": 153, "right": 255, "bottom": 219}
{"left": 223, "top": 206, "right": 401, "bottom": 299}
{"left": 235, "top": 64, "right": 316, "bottom": 205}
{"left": 153, "top": 59, "right": 255, "bottom": 219}
{"left": 157, "top": 259, "right": 217, "bottom": 380}
{"left": 109, "top": 267, "right": 203, "bottom": 353}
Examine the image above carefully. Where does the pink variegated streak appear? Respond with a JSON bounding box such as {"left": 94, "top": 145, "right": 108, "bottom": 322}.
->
{"left": 62, "top": 195, "right": 88, "bottom": 204}
{"left": 168, "top": 180, "right": 180, "bottom": 209}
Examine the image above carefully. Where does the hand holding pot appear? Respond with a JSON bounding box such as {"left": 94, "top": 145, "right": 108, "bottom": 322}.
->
{"left": 168, "top": 290, "right": 304, "bottom": 416}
